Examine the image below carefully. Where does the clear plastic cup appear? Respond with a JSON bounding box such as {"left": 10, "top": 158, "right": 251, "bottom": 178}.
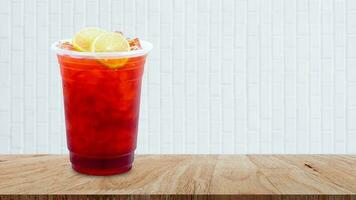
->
{"left": 52, "top": 39, "right": 152, "bottom": 175}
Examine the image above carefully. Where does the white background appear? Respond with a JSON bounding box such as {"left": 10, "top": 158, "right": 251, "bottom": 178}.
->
{"left": 0, "top": 0, "right": 356, "bottom": 154}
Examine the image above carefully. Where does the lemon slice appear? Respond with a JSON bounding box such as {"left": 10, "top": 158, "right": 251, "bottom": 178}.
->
{"left": 91, "top": 32, "right": 130, "bottom": 52}
{"left": 91, "top": 32, "right": 130, "bottom": 68}
{"left": 72, "top": 27, "right": 107, "bottom": 51}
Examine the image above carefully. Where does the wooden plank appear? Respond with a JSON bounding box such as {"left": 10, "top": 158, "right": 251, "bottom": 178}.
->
{"left": 0, "top": 155, "right": 355, "bottom": 199}
{"left": 0, "top": 195, "right": 355, "bottom": 200}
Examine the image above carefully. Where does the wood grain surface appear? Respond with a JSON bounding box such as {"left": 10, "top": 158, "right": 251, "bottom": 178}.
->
{"left": 0, "top": 155, "right": 355, "bottom": 200}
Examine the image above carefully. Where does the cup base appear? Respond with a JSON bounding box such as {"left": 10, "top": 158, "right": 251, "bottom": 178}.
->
{"left": 70, "top": 152, "right": 134, "bottom": 176}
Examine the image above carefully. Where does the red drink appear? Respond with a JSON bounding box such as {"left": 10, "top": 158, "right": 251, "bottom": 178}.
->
{"left": 53, "top": 40, "right": 151, "bottom": 175}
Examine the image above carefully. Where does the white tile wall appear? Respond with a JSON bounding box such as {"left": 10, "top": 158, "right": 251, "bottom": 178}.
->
{"left": 0, "top": 0, "right": 355, "bottom": 154}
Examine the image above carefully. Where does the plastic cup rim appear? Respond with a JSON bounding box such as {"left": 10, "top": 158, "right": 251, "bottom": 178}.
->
{"left": 51, "top": 39, "right": 153, "bottom": 59}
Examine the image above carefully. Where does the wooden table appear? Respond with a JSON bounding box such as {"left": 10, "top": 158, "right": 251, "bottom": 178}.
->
{"left": 0, "top": 155, "right": 355, "bottom": 200}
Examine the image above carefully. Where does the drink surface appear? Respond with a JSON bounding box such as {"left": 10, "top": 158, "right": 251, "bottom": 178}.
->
{"left": 58, "top": 54, "right": 146, "bottom": 161}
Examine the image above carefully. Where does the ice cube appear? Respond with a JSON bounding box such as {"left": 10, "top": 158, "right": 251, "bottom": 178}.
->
{"left": 128, "top": 38, "right": 142, "bottom": 50}
{"left": 59, "top": 41, "right": 76, "bottom": 51}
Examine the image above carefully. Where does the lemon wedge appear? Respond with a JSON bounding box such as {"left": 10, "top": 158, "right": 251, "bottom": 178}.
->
{"left": 72, "top": 27, "right": 107, "bottom": 52}
{"left": 91, "top": 32, "right": 130, "bottom": 68}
